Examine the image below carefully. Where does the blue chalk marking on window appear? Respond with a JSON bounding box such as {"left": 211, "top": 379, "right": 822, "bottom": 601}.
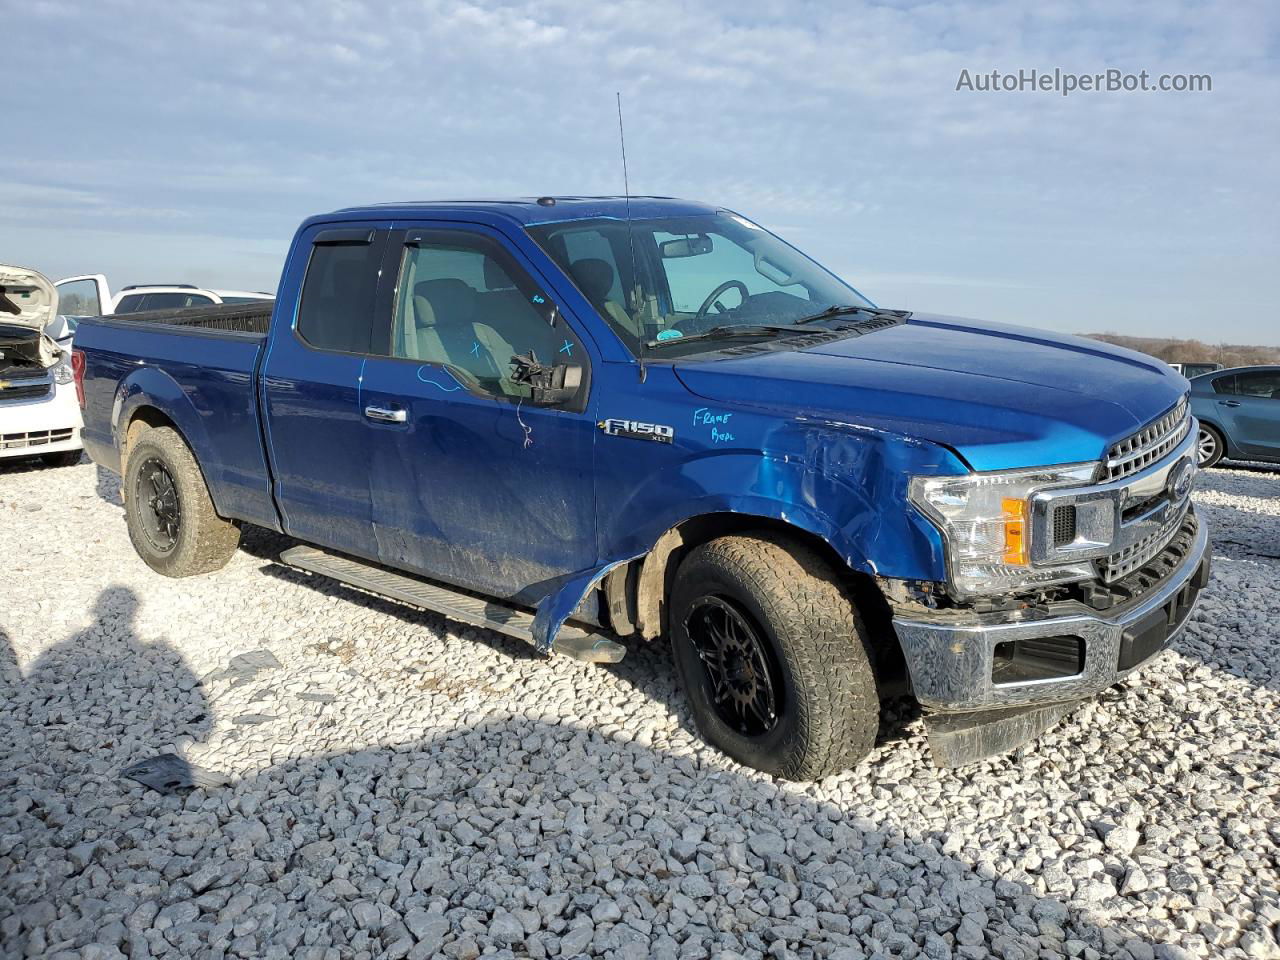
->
{"left": 416, "top": 366, "right": 462, "bottom": 392}
{"left": 471, "top": 341, "right": 482, "bottom": 357}
{"left": 531, "top": 294, "right": 546, "bottom": 304}
{"left": 656, "top": 329, "right": 683, "bottom": 341}
{"left": 559, "top": 339, "right": 574, "bottom": 356}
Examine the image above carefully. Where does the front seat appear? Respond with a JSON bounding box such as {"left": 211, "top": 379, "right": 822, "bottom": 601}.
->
{"left": 411, "top": 279, "right": 518, "bottom": 393}
{"left": 569, "top": 259, "right": 640, "bottom": 338}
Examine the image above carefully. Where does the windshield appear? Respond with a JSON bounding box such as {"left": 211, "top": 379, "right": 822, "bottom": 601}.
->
{"left": 527, "top": 212, "right": 874, "bottom": 355}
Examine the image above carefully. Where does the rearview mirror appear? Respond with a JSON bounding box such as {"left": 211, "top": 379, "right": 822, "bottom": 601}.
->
{"left": 660, "top": 235, "right": 713, "bottom": 259}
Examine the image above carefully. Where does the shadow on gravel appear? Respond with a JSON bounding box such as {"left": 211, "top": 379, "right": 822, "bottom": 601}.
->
{"left": 94, "top": 464, "right": 124, "bottom": 508}
{"left": 0, "top": 591, "right": 1189, "bottom": 960}
{"left": 237, "top": 523, "right": 921, "bottom": 749}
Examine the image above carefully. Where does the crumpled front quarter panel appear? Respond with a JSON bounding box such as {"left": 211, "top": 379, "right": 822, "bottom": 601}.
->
{"left": 590, "top": 362, "right": 963, "bottom": 583}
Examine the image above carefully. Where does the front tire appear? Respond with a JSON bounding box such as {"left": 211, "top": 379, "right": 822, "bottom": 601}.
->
{"left": 123, "top": 426, "right": 240, "bottom": 577}
{"left": 669, "top": 535, "right": 880, "bottom": 780}
{"left": 1197, "top": 424, "right": 1225, "bottom": 468}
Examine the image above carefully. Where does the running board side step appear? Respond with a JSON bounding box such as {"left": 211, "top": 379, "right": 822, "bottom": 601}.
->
{"left": 279, "top": 546, "right": 626, "bottom": 664}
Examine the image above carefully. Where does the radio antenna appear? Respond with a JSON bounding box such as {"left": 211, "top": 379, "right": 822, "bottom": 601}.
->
{"left": 616, "top": 92, "right": 647, "bottom": 382}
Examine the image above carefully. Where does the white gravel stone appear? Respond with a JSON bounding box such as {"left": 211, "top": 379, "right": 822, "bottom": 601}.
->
{"left": 1, "top": 457, "right": 1278, "bottom": 960}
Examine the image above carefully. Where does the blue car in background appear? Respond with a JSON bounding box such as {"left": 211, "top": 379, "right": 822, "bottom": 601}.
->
{"left": 1190, "top": 366, "right": 1280, "bottom": 467}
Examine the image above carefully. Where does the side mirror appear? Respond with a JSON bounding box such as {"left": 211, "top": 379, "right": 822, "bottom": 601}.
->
{"left": 660, "top": 234, "right": 713, "bottom": 259}
{"left": 509, "top": 352, "right": 582, "bottom": 406}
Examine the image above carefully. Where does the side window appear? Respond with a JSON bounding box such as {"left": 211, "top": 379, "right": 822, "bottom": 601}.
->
{"left": 56, "top": 279, "right": 101, "bottom": 316}
{"left": 563, "top": 229, "right": 623, "bottom": 304}
{"left": 296, "top": 236, "right": 384, "bottom": 354}
{"left": 656, "top": 231, "right": 812, "bottom": 313}
{"left": 1211, "top": 375, "right": 1237, "bottom": 395}
{"left": 1235, "top": 371, "right": 1280, "bottom": 399}
{"left": 143, "top": 292, "right": 214, "bottom": 309}
{"left": 389, "top": 231, "right": 580, "bottom": 401}
{"left": 113, "top": 293, "right": 146, "bottom": 313}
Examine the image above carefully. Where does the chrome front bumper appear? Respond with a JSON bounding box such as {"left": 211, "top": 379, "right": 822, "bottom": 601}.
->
{"left": 893, "top": 513, "right": 1209, "bottom": 712}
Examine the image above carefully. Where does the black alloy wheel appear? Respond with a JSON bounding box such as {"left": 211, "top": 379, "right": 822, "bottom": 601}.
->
{"left": 134, "top": 456, "right": 182, "bottom": 554}
{"left": 684, "top": 595, "right": 781, "bottom": 736}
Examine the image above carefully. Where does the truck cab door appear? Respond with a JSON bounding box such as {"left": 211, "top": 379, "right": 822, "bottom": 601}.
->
{"left": 357, "top": 223, "right": 598, "bottom": 603}
{"left": 54, "top": 275, "right": 111, "bottom": 317}
{"left": 260, "top": 223, "right": 392, "bottom": 558}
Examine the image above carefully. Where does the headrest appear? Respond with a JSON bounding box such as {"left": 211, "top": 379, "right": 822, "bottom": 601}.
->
{"left": 414, "top": 278, "right": 477, "bottom": 327}
{"left": 569, "top": 258, "right": 614, "bottom": 301}
{"left": 483, "top": 257, "right": 513, "bottom": 290}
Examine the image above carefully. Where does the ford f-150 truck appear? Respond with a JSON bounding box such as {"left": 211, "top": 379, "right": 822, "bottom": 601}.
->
{"left": 73, "top": 197, "right": 1209, "bottom": 777}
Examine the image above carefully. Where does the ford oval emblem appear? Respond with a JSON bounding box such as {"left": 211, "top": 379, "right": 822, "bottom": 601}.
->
{"left": 1168, "top": 457, "right": 1195, "bottom": 500}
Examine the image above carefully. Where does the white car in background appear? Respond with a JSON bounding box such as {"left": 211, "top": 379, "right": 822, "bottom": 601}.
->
{"left": 53, "top": 274, "right": 273, "bottom": 316}
{"left": 1, "top": 265, "right": 82, "bottom": 467}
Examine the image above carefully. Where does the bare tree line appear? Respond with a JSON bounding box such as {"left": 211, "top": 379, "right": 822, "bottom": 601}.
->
{"left": 1085, "top": 333, "right": 1280, "bottom": 368}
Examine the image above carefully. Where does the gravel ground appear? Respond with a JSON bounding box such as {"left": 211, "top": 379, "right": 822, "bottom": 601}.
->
{"left": 1, "top": 457, "right": 1278, "bottom": 960}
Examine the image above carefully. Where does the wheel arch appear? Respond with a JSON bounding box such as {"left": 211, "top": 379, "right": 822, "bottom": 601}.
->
{"left": 609, "top": 511, "right": 899, "bottom": 678}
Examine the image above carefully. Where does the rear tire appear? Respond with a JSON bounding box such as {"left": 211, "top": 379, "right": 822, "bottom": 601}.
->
{"left": 42, "top": 450, "right": 82, "bottom": 468}
{"left": 1197, "top": 424, "right": 1225, "bottom": 468}
{"left": 123, "top": 426, "right": 240, "bottom": 577}
{"left": 669, "top": 534, "right": 880, "bottom": 780}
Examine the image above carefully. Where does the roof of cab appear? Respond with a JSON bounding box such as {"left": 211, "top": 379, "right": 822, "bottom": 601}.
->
{"left": 322, "top": 196, "right": 723, "bottom": 227}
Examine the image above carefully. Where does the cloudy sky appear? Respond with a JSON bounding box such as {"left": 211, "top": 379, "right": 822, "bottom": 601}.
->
{"left": 5, "top": 0, "right": 1278, "bottom": 342}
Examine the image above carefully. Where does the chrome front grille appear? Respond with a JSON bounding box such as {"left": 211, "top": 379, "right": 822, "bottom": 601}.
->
{"left": 1104, "top": 398, "right": 1191, "bottom": 482}
{"left": 1100, "top": 503, "right": 1187, "bottom": 582}
{"left": 0, "top": 428, "right": 74, "bottom": 450}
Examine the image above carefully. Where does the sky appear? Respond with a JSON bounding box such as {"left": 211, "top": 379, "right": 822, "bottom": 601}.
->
{"left": 4, "top": 0, "right": 1278, "bottom": 343}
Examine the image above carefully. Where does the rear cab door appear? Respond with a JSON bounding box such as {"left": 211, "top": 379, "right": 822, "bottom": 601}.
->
{"left": 259, "top": 222, "right": 392, "bottom": 558}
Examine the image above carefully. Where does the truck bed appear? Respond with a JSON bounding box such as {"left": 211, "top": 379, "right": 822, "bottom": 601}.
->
{"left": 105, "top": 301, "right": 273, "bottom": 336}
{"left": 75, "top": 303, "right": 278, "bottom": 529}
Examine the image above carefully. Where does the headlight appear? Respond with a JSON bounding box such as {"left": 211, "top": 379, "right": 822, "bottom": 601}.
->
{"left": 910, "top": 464, "right": 1098, "bottom": 598}
{"left": 53, "top": 359, "right": 74, "bottom": 385}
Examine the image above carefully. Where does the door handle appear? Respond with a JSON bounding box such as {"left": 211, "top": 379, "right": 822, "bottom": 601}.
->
{"left": 364, "top": 405, "right": 407, "bottom": 423}
{"left": 1218, "top": 400, "right": 1241, "bottom": 407}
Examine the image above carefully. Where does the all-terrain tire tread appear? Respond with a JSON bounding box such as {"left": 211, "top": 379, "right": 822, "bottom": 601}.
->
{"left": 123, "top": 425, "right": 240, "bottom": 577}
{"left": 680, "top": 534, "right": 879, "bottom": 779}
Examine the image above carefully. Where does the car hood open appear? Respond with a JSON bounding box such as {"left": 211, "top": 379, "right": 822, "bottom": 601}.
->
{"left": 0, "top": 264, "right": 63, "bottom": 369}
{"left": 673, "top": 312, "right": 1189, "bottom": 472}
{"left": 0, "top": 264, "right": 59, "bottom": 332}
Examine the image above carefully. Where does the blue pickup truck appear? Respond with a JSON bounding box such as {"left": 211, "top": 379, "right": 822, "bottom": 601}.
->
{"left": 74, "top": 197, "right": 1209, "bottom": 776}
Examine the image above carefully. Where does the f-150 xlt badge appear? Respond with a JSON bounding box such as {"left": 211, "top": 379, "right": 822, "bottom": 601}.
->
{"left": 598, "top": 418, "right": 674, "bottom": 443}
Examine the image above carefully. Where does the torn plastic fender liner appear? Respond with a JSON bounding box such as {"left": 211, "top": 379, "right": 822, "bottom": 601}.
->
{"left": 532, "top": 553, "right": 644, "bottom": 654}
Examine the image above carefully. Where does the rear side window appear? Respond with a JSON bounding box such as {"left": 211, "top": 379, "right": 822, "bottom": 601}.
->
{"left": 113, "top": 294, "right": 146, "bottom": 313}
{"left": 1211, "top": 375, "right": 1237, "bottom": 395}
{"left": 114, "top": 292, "right": 214, "bottom": 312}
{"left": 296, "top": 235, "right": 385, "bottom": 354}
{"left": 143, "top": 292, "right": 214, "bottom": 309}
{"left": 1235, "top": 370, "right": 1280, "bottom": 399}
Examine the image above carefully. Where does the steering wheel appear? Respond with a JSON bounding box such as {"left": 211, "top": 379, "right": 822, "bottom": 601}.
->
{"left": 694, "top": 280, "right": 750, "bottom": 321}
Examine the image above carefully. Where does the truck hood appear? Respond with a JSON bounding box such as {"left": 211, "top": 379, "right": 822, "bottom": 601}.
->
{"left": 0, "top": 264, "right": 58, "bottom": 332}
{"left": 673, "top": 312, "right": 1188, "bottom": 472}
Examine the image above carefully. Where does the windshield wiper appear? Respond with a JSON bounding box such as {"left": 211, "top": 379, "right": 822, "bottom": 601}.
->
{"left": 794, "top": 304, "right": 912, "bottom": 325}
{"left": 645, "top": 324, "right": 801, "bottom": 349}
